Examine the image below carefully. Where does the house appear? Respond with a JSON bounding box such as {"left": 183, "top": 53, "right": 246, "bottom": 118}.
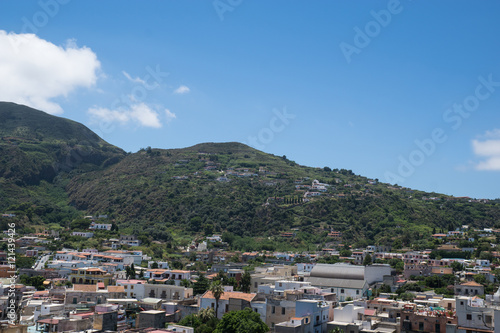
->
{"left": 64, "top": 284, "right": 126, "bottom": 309}
{"left": 206, "top": 235, "right": 222, "bottom": 243}
{"left": 119, "top": 235, "right": 141, "bottom": 246}
{"left": 400, "top": 303, "right": 457, "bottom": 333}
{"left": 200, "top": 290, "right": 256, "bottom": 319}
{"left": 116, "top": 279, "right": 146, "bottom": 300}
{"left": 327, "top": 303, "right": 365, "bottom": 333}
{"left": 148, "top": 261, "right": 170, "bottom": 269}
{"left": 144, "top": 284, "right": 193, "bottom": 301}
{"left": 453, "top": 296, "right": 495, "bottom": 333}
{"left": 88, "top": 222, "right": 112, "bottom": 231}
{"left": 68, "top": 267, "right": 113, "bottom": 286}
{"left": 294, "top": 299, "right": 332, "bottom": 333}
{"left": 454, "top": 281, "right": 484, "bottom": 296}
{"left": 71, "top": 232, "right": 94, "bottom": 238}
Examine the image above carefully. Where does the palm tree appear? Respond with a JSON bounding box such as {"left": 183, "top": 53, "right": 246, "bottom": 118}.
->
{"left": 198, "top": 307, "right": 215, "bottom": 323}
{"left": 209, "top": 280, "right": 224, "bottom": 319}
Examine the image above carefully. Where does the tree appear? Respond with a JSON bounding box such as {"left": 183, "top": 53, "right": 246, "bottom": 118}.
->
{"left": 450, "top": 261, "right": 464, "bottom": 272}
{"left": 209, "top": 280, "right": 224, "bottom": 319}
{"left": 363, "top": 254, "right": 372, "bottom": 266}
{"left": 240, "top": 271, "right": 251, "bottom": 293}
{"left": 181, "top": 279, "right": 192, "bottom": 288}
{"left": 330, "top": 328, "right": 343, "bottom": 333}
{"left": 193, "top": 273, "right": 210, "bottom": 295}
{"left": 198, "top": 307, "right": 215, "bottom": 323}
{"left": 214, "top": 308, "right": 268, "bottom": 333}
{"left": 474, "top": 274, "right": 487, "bottom": 285}
{"left": 178, "top": 314, "right": 202, "bottom": 329}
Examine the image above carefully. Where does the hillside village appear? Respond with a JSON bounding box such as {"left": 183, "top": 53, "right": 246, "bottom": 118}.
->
{"left": 2, "top": 214, "right": 500, "bottom": 332}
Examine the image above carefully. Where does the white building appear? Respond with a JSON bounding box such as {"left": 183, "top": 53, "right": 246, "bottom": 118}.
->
{"left": 116, "top": 279, "right": 146, "bottom": 300}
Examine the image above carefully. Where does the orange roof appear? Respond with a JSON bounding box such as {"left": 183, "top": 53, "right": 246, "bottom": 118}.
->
{"left": 87, "top": 268, "right": 106, "bottom": 272}
{"left": 72, "top": 284, "right": 97, "bottom": 292}
{"left": 461, "top": 281, "right": 483, "bottom": 287}
{"left": 202, "top": 291, "right": 256, "bottom": 302}
{"left": 107, "top": 286, "right": 125, "bottom": 293}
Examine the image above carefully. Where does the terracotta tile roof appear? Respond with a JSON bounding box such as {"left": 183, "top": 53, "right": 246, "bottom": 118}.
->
{"left": 86, "top": 268, "right": 106, "bottom": 272}
{"left": 365, "top": 309, "right": 376, "bottom": 316}
{"left": 107, "top": 286, "right": 125, "bottom": 293}
{"left": 202, "top": 291, "right": 256, "bottom": 302}
{"left": 72, "top": 284, "right": 97, "bottom": 292}
{"left": 460, "top": 281, "right": 483, "bottom": 287}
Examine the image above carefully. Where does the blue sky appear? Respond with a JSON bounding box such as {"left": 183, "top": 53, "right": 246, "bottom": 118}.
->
{"left": 1, "top": 0, "right": 500, "bottom": 199}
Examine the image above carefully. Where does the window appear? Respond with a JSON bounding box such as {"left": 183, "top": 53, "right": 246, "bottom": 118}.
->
{"left": 254, "top": 282, "right": 258, "bottom": 288}
{"left": 466, "top": 314, "right": 472, "bottom": 320}
{"left": 419, "top": 322, "right": 424, "bottom": 331}
{"left": 316, "top": 315, "right": 319, "bottom": 323}
{"left": 131, "top": 285, "right": 134, "bottom": 290}
{"left": 356, "top": 290, "right": 359, "bottom": 295}
{"left": 254, "top": 308, "right": 258, "bottom": 312}
{"left": 72, "top": 297, "right": 77, "bottom": 304}
{"left": 341, "top": 289, "right": 344, "bottom": 293}
{"left": 272, "top": 306, "right": 275, "bottom": 314}
{"left": 225, "top": 304, "right": 229, "bottom": 312}
{"left": 282, "top": 307, "right": 286, "bottom": 315}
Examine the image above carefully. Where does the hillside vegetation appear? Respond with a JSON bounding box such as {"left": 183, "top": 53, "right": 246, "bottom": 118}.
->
{"left": 1, "top": 102, "right": 499, "bottom": 250}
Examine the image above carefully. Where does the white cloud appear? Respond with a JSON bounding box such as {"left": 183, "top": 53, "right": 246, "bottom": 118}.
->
{"left": 173, "top": 85, "right": 190, "bottom": 94}
{"left": 0, "top": 30, "right": 100, "bottom": 114}
{"left": 472, "top": 130, "right": 500, "bottom": 171}
{"left": 88, "top": 103, "right": 166, "bottom": 128}
{"left": 122, "top": 71, "right": 145, "bottom": 84}
{"left": 165, "top": 109, "right": 177, "bottom": 123}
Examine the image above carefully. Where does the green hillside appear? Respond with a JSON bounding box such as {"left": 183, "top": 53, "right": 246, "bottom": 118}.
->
{"left": 0, "top": 102, "right": 125, "bottom": 225}
{"left": 1, "top": 102, "right": 499, "bottom": 251}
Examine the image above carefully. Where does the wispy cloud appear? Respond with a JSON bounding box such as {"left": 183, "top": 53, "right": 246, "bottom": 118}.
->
{"left": 0, "top": 30, "right": 100, "bottom": 114}
{"left": 88, "top": 103, "right": 164, "bottom": 128}
{"left": 165, "top": 109, "right": 177, "bottom": 123}
{"left": 122, "top": 71, "right": 145, "bottom": 84}
{"left": 173, "top": 85, "right": 190, "bottom": 94}
{"left": 472, "top": 129, "right": 500, "bottom": 171}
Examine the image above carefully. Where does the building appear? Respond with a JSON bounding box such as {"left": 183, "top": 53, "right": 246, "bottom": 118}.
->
{"left": 116, "top": 279, "right": 146, "bottom": 300}
{"left": 119, "top": 235, "right": 141, "bottom": 246}
{"left": 64, "top": 284, "right": 126, "bottom": 309}
{"left": 400, "top": 303, "right": 457, "bottom": 333}
{"left": 305, "top": 264, "right": 391, "bottom": 301}
{"left": 200, "top": 290, "right": 256, "bottom": 319}
{"left": 68, "top": 267, "right": 113, "bottom": 286}
{"left": 144, "top": 284, "right": 193, "bottom": 301}
{"left": 454, "top": 281, "right": 484, "bottom": 296}
{"left": 455, "top": 296, "right": 497, "bottom": 333}
{"left": 136, "top": 310, "right": 166, "bottom": 329}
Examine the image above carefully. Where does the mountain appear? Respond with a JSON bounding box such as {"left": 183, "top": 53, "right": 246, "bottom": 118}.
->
{"left": 0, "top": 102, "right": 125, "bottom": 224}
{"left": 1, "top": 102, "right": 499, "bottom": 251}
{"left": 0, "top": 102, "right": 125, "bottom": 185}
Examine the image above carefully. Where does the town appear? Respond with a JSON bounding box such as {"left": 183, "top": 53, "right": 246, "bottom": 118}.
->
{"left": 1, "top": 214, "right": 500, "bottom": 333}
